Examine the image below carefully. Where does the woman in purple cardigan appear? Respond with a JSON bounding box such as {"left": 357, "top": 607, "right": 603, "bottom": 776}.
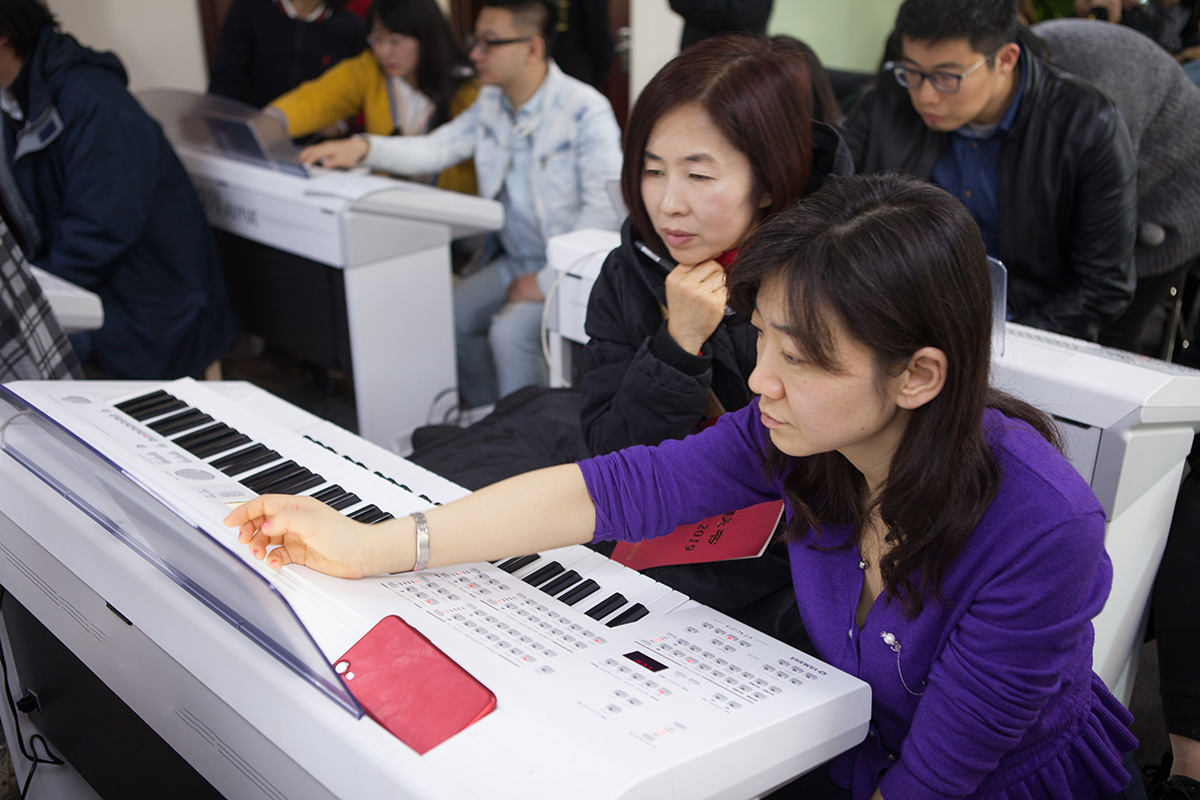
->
{"left": 228, "top": 173, "right": 1142, "bottom": 799}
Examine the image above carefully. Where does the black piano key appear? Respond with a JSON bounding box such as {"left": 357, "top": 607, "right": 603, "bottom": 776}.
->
{"left": 311, "top": 485, "right": 348, "bottom": 504}
{"left": 557, "top": 579, "right": 600, "bottom": 606}
{"left": 115, "top": 390, "right": 180, "bottom": 416}
{"left": 254, "top": 466, "right": 318, "bottom": 494}
{"left": 242, "top": 461, "right": 305, "bottom": 493}
{"left": 191, "top": 432, "right": 252, "bottom": 459}
{"left": 212, "top": 444, "right": 280, "bottom": 476}
{"left": 327, "top": 492, "right": 361, "bottom": 511}
{"left": 263, "top": 472, "right": 324, "bottom": 496}
{"left": 585, "top": 593, "right": 627, "bottom": 620}
{"left": 540, "top": 570, "right": 582, "bottom": 597}
{"left": 497, "top": 554, "right": 540, "bottom": 574}
{"left": 114, "top": 389, "right": 170, "bottom": 413}
{"left": 374, "top": 513, "right": 394, "bottom": 523}
{"left": 122, "top": 396, "right": 188, "bottom": 421}
{"left": 606, "top": 603, "right": 650, "bottom": 627}
{"left": 148, "top": 409, "right": 213, "bottom": 436}
{"left": 349, "top": 505, "right": 387, "bottom": 523}
{"left": 523, "top": 562, "right": 565, "bottom": 588}
{"left": 173, "top": 422, "right": 229, "bottom": 449}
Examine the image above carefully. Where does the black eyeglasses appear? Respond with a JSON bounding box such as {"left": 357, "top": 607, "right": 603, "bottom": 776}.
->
{"left": 882, "top": 55, "right": 990, "bottom": 94}
{"left": 464, "top": 34, "right": 534, "bottom": 53}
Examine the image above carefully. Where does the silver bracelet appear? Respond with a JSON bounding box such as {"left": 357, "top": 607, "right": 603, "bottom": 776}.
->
{"left": 410, "top": 511, "right": 430, "bottom": 572}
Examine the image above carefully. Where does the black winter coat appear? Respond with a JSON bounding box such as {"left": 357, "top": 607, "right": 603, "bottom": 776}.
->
{"left": 1, "top": 27, "right": 235, "bottom": 379}
{"left": 838, "top": 49, "right": 1136, "bottom": 341}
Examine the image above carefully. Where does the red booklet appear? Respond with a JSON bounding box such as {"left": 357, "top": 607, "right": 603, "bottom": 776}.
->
{"left": 610, "top": 500, "right": 785, "bottom": 571}
{"left": 334, "top": 615, "right": 496, "bottom": 754}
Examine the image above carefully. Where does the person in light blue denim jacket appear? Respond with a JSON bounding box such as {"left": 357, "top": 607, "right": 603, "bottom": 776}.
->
{"left": 300, "top": 0, "right": 623, "bottom": 408}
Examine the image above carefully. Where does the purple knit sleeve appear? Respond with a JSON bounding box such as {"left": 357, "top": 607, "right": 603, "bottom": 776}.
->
{"left": 579, "top": 400, "right": 782, "bottom": 543}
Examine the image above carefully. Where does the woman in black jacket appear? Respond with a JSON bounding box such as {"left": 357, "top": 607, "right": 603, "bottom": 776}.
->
{"left": 579, "top": 35, "right": 852, "bottom": 642}
{"left": 581, "top": 34, "right": 851, "bottom": 457}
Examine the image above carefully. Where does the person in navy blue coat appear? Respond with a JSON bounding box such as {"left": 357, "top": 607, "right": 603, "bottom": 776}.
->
{"left": 0, "top": 0, "right": 235, "bottom": 379}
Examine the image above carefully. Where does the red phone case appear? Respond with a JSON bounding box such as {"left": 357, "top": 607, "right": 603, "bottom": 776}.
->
{"left": 334, "top": 615, "right": 496, "bottom": 755}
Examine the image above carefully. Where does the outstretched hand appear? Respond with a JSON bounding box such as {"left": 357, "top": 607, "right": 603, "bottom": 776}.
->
{"left": 224, "top": 494, "right": 404, "bottom": 579}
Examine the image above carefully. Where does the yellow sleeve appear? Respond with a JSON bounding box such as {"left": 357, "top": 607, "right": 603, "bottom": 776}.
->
{"left": 267, "top": 50, "right": 380, "bottom": 138}
{"left": 433, "top": 80, "right": 480, "bottom": 195}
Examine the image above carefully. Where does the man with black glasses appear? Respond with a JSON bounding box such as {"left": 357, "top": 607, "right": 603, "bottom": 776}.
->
{"left": 840, "top": 0, "right": 1137, "bottom": 342}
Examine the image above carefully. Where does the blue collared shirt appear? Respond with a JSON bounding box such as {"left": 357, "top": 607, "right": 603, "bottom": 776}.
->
{"left": 930, "top": 50, "right": 1025, "bottom": 257}
{"left": 496, "top": 78, "right": 549, "bottom": 276}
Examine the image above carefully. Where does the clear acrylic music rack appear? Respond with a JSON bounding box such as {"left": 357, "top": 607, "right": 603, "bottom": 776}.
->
{"left": 0, "top": 386, "right": 362, "bottom": 717}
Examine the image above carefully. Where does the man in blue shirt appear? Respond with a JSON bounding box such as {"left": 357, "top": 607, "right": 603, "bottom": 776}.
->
{"left": 840, "top": 0, "right": 1137, "bottom": 341}
{"left": 301, "top": 0, "right": 622, "bottom": 408}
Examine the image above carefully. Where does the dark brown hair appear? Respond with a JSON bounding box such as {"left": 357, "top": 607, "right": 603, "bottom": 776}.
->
{"left": 895, "top": 0, "right": 1019, "bottom": 58}
{"left": 481, "top": 0, "right": 559, "bottom": 54}
{"left": 368, "top": 0, "right": 471, "bottom": 123}
{"left": 621, "top": 34, "right": 814, "bottom": 260}
{"left": 771, "top": 36, "right": 843, "bottom": 125}
{"left": 0, "top": 0, "right": 57, "bottom": 60}
{"left": 727, "top": 173, "right": 1060, "bottom": 617}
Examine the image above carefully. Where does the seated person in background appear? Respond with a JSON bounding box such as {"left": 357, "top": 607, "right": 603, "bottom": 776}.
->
{"left": 1034, "top": 19, "right": 1200, "bottom": 355}
{"left": 0, "top": 1, "right": 235, "bottom": 380}
{"left": 229, "top": 173, "right": 1146, "bottom": 800}
{"left": 301, "top": 0, "right": 622, "bottom": 409}
{"left": 840, "top": 0, "right": 1137, "bottom": 342}
{"left": 209, "top": 0, "right": 366, "bottom": 109}
{"left": 268, "top": 0, "right": 480, "bottom": 194}
{"left": 0, "top": 219, "right": 79, "bottom": 382}
{"left": 578, "top": 35, "right": 851, "bottom": 646}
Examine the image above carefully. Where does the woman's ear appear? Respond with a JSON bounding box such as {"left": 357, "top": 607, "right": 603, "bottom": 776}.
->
{"left": 894, "top": 346, "right": 946, "bottom": 410}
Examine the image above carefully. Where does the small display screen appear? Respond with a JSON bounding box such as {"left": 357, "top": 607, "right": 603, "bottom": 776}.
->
{"left": 623, "top": 650, "right": 668, "bottom": 672}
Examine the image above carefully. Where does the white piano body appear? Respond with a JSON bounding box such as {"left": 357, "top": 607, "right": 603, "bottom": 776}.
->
{"left": 139, "top": 90, "right": 505, "bottom": 452}
{"left": 545, "top": 228, "right": 1200, "bottom": 705}
{"left": 0, "top": 378, "right": 870, "bottom": 800}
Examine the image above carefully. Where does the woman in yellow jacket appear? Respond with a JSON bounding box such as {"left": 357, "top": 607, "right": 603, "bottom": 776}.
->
{"left": 269, "top": 0, "right": 479, "bottom": 194}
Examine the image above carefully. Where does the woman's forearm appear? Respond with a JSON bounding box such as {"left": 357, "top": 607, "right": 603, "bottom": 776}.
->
{"left": 229, "top": 464, "right": 597, "bottom": 578}
{"left": 418, "top": 464, "right": 597, "bottom": 569}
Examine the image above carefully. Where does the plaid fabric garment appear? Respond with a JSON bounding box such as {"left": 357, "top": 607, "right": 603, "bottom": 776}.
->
{"left": 0, "top": 222, "right": 81, "bottom": 382}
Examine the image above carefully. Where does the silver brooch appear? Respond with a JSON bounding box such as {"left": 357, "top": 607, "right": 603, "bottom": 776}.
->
{"left": 881, "top": 631, "right": 925, "bottom": 696}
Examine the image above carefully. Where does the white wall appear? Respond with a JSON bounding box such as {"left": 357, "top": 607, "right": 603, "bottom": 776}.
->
{"left": 629, "top": 0, "right": 684, "bottom": 105}
{"left": 627, "top": 0, "right": 900, "bottom": 110}
{"left": 768, "top": 0, "right": 902, "bottom": 73}
{"left": 47, "top": 0, "right": 209, "bottom": 93}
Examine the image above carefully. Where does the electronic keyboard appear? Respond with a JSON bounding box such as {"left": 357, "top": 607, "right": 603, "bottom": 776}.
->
{"left": 0, "top": 378, "right": 871, "bottom": 800}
